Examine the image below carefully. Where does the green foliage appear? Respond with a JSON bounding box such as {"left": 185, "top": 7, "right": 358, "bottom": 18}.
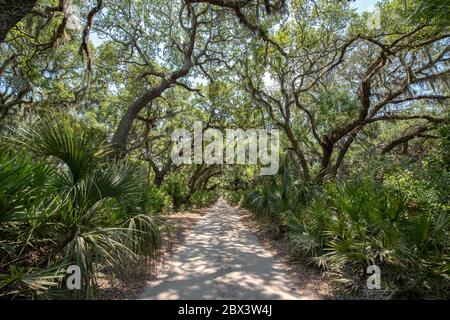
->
{"left": 0, "top": 148, "right": 52, "bottom": 219}
{"left": 244, "top": 160, "right": 322, "bottom": 238}
{"left": 243, "top": 162, "right": 449, "bottom": 298}
{"left": 163, "top": 174, "right": 188, "bottom": 211}
{"left": 126, "top": 214, "right": 171, "bottom": 263}
{"left": 190, "top": 191, "right": 219, "bottom": 208}
{"left": 224, "top": 190, "right": 247, "bottom": 206}
{"left": 408, "top": 0, "right": 450, "bottom": 26}
{"left": 0, "top": 265, "right": 67, "bottom": 300}
{"left": 0, "top": 117, "right": 170, "bottom": 299}
{"left": 303, "top": 179, "right": 449, "bottom": 299}
{"left": 140, "top": 184, "right": 172, "bottom": 214}
{"left": 121, "top": 180, "right": 171, "bottom": 215}
{"left": 1, "top": 0, "right": 448, "bottom": 301}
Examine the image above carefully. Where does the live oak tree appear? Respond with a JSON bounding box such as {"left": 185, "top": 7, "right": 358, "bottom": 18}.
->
{"left": 0, "top": 0, "right": 105, "bottom": 125}
{"left": 0, "top": 0, "right": 38, "bottom": 43}
{"left": 90, "top": 0, "right": 289, "bottom": 153}
{"left": 95, "top": 0, "right": 237, "bottom": 153}
{"left": 237, "top": 0, "right": 449, "bottom": 181}
{"left": 2, "top": 0, "right": 448, "bottom": 179}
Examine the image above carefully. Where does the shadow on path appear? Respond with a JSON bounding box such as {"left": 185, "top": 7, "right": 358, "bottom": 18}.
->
{"left": 140, "top": 199, "right": 318, "bottom": 300}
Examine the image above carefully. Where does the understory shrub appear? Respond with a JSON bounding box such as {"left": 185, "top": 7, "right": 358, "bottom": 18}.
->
{"left": 139, "top": 184, "right": 172, "bottom": 214}
{"left": 242, "top": 168, "right": 449, "bottom": 299}
{"left": 286, "top": 180, "right": 449, "bottom": 299}
{"left": 224, "top": 190, "right": 247, "bottom": 206}
{"left": 0, "top": 117, "right": 170, "bottom": 299}
{"left": 163, "top": 174, "right": 188, "bottom": 211}
{"left": 190, "top": 191, "right": 219, "bottom": 208}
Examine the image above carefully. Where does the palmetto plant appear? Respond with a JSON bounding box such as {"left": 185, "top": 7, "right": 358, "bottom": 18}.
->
{"left": 244, "top": 159, "right": 322, "bottom": 238}
{"left": 244, "top": 158, "right": 448, "bottom": 298}
{"left": 0, "top": 116, "right": 169, "bottom": 299}
{"left": 286, "top": 179, "right": 449, "bottom": 298}
{"left": 0, "top": 264, "right": 67, "bottom": 300}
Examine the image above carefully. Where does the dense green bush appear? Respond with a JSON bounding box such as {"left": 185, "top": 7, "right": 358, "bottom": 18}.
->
{"left": 0, "top": 117, "right": 170, "bottom": 299}
{"left": 243, "top": 163, "right": 321, "bottom": 238}
{"left": 137, "top": 184, "right": 172, "bottom": 214}
{"left": 163, "top": 174, "right": 188, "bottom": 211}
{"left": 242, "top": 166, "right": 449, "bottom": 299}
{"left": 224, "top": 190, "right": 247, "bottom": 206}
{"left": 190, "top": 191, "right": 219, "bottom": 208}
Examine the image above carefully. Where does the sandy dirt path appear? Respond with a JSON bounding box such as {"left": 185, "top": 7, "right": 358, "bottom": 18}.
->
{"left": 140, "top": 199, "right": 321, "bottom": 300}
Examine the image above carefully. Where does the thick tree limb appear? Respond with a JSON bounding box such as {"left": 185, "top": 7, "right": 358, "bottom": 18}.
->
{"left": 382, "top": 126, "right": 435, "bottom": 154}
{"left": 79, "top": 0, "right": 104, "bottom": 73}
{"left": 0, "top": 0, "right": 38, "bottom": 43}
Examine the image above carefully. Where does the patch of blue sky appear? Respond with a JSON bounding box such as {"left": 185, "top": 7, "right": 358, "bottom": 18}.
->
{"left": 351, "top": 0, "right": 379, "bottom": 13}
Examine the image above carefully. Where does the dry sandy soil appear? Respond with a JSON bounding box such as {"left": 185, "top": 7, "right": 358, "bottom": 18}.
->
{"left": 96, "top": 208, "right": 208, "bottom": 299}
{"left": 139, "top": 199, "right": 330, "bottom": 300}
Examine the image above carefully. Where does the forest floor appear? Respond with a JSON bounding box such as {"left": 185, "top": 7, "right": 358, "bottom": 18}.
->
{"left": 139, "top": 198, "right": 331, "bottom": 300}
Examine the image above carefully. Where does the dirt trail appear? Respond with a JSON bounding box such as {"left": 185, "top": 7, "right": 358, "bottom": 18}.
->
{"left": 140, "top": 199, "right": 322, "bottom": 300}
